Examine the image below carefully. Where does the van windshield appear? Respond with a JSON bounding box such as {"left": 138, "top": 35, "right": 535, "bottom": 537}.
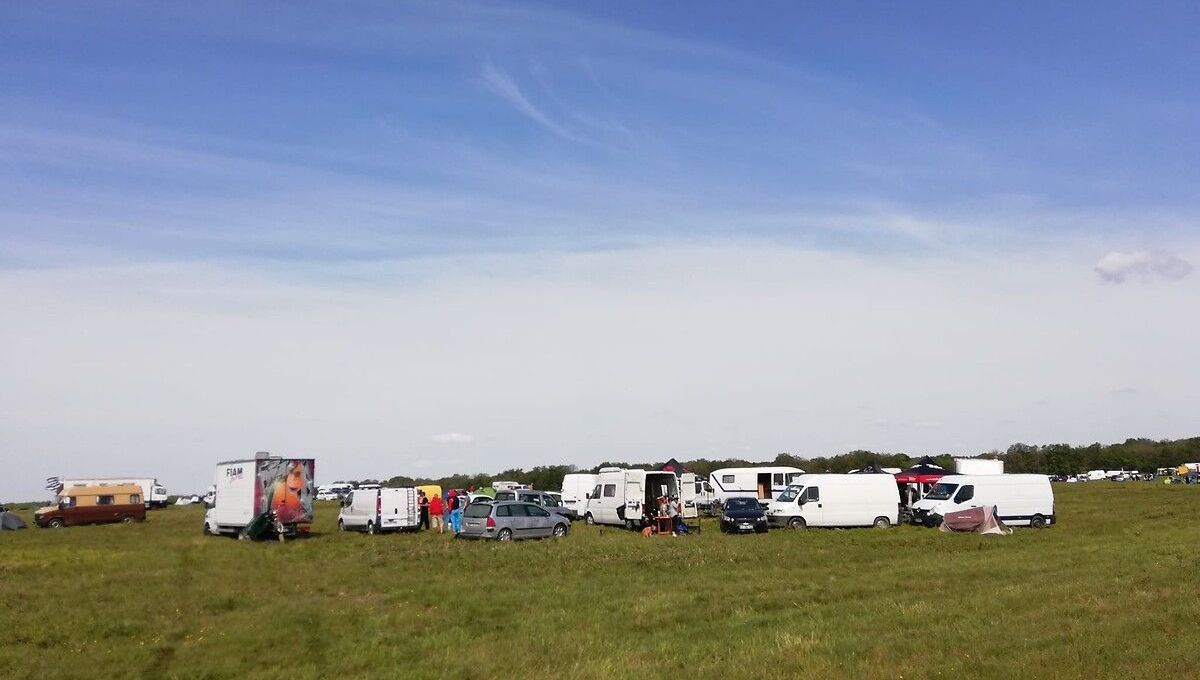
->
{"left": 925, "top": 483, "right": 959, "bottom": 501}
{"left": 777, "top": 486, "right": 801, "bottom": 503}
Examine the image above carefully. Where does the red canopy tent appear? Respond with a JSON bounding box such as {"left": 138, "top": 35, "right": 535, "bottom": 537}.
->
{"left": 894, "top": 457, "right": 953, "bottom": 484}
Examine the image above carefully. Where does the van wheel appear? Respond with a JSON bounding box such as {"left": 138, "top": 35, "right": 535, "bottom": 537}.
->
{"left": 367, "top": 522, "right": 376, "bottom": 535}
{"left": 48, "top": 518, "right": 64, "bottom": 529}
{"left": 552, "top": 524, "right": 567, "bottom": 537}
{"left": 1030, "top": 514, "right": 1047, "bottom": 529}
{"left": 873, "top": 516, "right": 891, "bottom": 529}
{"left": 788, "top": 517, "right": 806, "bottom": 530}
{"left": 584, "top": 513, "right": 595, "bottom": 526}
{"left": 203, "top": 522, "right": 213, "bottom": 536}
{"left": 121, "top": 516, "right": 135, "bottom": 525}
{"left": 497, "top": 528, "right": 513, "bottom": 541}
{"left": 338, "top": 519, "right": 346, "bottom": 532}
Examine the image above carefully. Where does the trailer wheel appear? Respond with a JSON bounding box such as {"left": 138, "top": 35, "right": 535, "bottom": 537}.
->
{"left": 552, "top": 524, "right": 567, "bottom": 537}
{"left": 1030, "top": 514, "right": 1047, "bottom": 529}
{"left": 873, "top": 516, "right": 891, "bottom": 529}
{"left": 584, "top": 513, "right": 595, "bottom": 526}
{"left": 47, "top": 518, "right": 64, "bottom": 529}
{"left": 788, "top": 517, "right": 806, "bottom": 530}
{"left": 497, "top": 528, "right": 513, "bottom": 541}
{"left": 366, "top": 521, "right": 376, "bottom": 535}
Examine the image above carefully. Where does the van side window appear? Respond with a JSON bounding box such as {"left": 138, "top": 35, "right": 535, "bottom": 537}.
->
{"left": 543, "top": 495, "right": 560, "bottom": 507}
{"left": 805, "top": 487, "right": 820, "bottom": 503}
{"left": 721, "top": 475, "right": 735, "bottom": 484}
{"left": 97, "top": 495, "right": 115, "bottom": 506}
{"left": 954, "top": 485, "right": 974, "bottom": 503}
{"left": 773, "top": 473, "right": 784, "bottom": 486}
{"left": 528, "top": 506, "right": 550, "bottom": 517}
{"left": 130, "top": 495, "right": 141, "bottom": 505}
{"left": 497, "top": 505, "right": 512, "bottom": 517}
{"left": 602, "top": 484, "right": 616, "bottom": 498}
{"left": 508, "top": 504, "right": 531, "bottom": 517}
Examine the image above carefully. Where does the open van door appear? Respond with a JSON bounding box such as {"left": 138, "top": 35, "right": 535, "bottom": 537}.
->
{"left": 679, "top": 473, "right": 699, "bottom": 519}
{"left": 623, "top": 471, "right": 644, "bottom": 527}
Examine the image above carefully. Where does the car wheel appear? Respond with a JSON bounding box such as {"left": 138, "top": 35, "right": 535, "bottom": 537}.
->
{"left": 788, "top": 517, "right": 806, "bottom": 530}
{"left": 338, "top": 519, "right": 346, "bottom": 532}
{"left": 367, "top": 522, "right": 376, "bottom": 535}
{"left": 584, "top": 513, "right": 595, "bottom": 526}
{"left": 1030, "top": 514, "right": 1047, "bottom": 529}
{"left": 552, "top": 524, "right": 567, "bottom": 537}
{"left": 924, "top": 514, "right": 939, "bottom": 528}
{"left": 497, "top": 528, "right": 513, "bottom": 541}
{"left": 48, "top": 518, "right": 64, "bottom": 529}
{"left": 121, "top": 516, "right": 135, "bottom": 525}
{"left": 873, "top": 516, "right": 891, "bottom": 529}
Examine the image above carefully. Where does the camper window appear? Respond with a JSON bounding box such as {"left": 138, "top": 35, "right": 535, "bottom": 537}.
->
{"left": 786, "top": 473, "right": 802, "bottom": 485}
{"left": 97, "top": 495, "right": 115, "bottom": 506}
{"left": 773, "top": 473, "right": 784, "bottom": 486}
{"left": 804, "top": 487, "right": 820, "bottom": 503}
{"left": 925, "top": 483, "right": 958, "bottom": 501}
{"left": 721, "top": 475, "right": 735, "bottom": 484}
{"left": 602, "top": 484, "right": 616, "bottom": 498}
{"left": 131, "top": 495, "right": 141, "bottom": 505}
{"left": 954, "top": 485, "right": 975, "bottom": 503}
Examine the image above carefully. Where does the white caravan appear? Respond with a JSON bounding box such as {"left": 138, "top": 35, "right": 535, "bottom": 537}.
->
{"left": 910, "top": 474, "right": 1055, "bottom": 528}
{"left": 559, "top": 473, "right": 599, "bottom": 520}
{"left": 61, "top": 477, "right": 169, "bottom": 509}
{"left": 584, "top": 468, "right": 680, "bottom": 529}
{"left": 338, "top": 487, "right": 419, "bottom": 534}
{"left": 708, "top": 467, "right": 804, "bottom": 505}
{"left": 767, "top": 474, "right": 900, "bottom": 529}
{"left": 317, "top": 483, "right": 353, "bottom": 501}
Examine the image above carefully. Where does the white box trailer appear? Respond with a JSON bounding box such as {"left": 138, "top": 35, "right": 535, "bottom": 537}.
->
{"left": 203, "top": 456, "right": 316, "bottom": 537}
{"left": 708, "top": 466, "right": 804, "bottom": 505}
{"left": 910, "top": 474, "right": 1055, "bottom": 528}
{"left": 954, "top": 458, "right": 1004, "bottom": 475}
{"left": 61, "top": 477, "right": 168, "bottom": 509}
{"left": 559, "top": 473, "right": 598, "bottom": 520}
{"left": 583, "top": 468, "right": 680, "bottom": 529}
{"left": 337, "top": 487, "right": 418, "bottom": 534}
{"left": 767, "top": 474, "right": 900, "bottom": 529}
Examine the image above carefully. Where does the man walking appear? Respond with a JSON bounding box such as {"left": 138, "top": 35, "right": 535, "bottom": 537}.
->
{"left": 417, "top": 490, "right": 430, "bottom": 530}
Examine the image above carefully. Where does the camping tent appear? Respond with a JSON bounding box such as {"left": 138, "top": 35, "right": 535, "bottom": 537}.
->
{"left": 0, "top": 509, "right": 27, "bottom": 530}
{"left": 939, "top": 505, "right": 1011, "bottom": 535}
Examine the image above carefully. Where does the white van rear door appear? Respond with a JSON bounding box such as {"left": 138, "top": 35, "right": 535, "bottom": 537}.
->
{"left": 624, "top": 472, "right": 644, "bottom": 523}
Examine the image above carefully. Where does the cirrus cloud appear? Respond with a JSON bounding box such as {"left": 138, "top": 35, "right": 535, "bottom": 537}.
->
{"left": 1094, "top": 250, "right": 1193, "bottom": 284}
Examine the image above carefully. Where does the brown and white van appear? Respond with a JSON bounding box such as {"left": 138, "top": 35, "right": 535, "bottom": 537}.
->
{"left": 35, "top": 484, "right": 146, "bottom": 528}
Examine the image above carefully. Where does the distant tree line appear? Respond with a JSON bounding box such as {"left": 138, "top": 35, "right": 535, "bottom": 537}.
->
{"left": 334, "top": 436, "right": 1200, "bottom": 492}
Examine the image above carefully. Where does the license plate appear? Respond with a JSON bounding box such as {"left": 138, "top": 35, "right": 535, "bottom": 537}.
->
{"left": 739, "top": 523, "right": 752, "bottom": 530}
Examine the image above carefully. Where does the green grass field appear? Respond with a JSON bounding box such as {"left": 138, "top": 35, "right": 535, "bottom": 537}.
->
{"left": 2, "top": 483, "right": 1198, "bottom": 679}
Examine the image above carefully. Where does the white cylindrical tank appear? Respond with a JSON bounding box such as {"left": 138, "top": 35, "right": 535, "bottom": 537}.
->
{"left": 954, "top": 458, "right": 1004, "bottom": 475}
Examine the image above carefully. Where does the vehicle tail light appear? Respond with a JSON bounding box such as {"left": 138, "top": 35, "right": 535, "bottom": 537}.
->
{"left": 486, "top": 516, "right": 496, "bottom": 530}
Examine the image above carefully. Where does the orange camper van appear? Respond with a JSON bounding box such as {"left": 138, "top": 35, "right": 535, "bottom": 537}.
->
{"left": 35, "top": 484, "right": 147, "bottom": 528}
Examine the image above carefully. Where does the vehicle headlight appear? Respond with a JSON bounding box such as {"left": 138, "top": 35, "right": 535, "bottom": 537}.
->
{"left": 722, "top": 515, "right": 732, "bottom": 522}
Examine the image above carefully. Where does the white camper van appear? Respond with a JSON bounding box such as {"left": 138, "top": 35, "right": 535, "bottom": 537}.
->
{"left": 338, "top": 487, "right": 419, "bottom": 534}
{"left": 767, "top": 474, "right": 900, "bottom": 529}
{"left": 709, "top": 467, "right": 804, "bottom": 505}
{"left": 583, "top": 468, "right": 680, "bottom": 529}
{"left": 61, "top": 477, "right": 169, "bottom": 509}
{"left": 559, "top": 473, "right": 599, "bottom": 520}
{"left": 910, "top": 474, "right": 1054, "bottom": 528}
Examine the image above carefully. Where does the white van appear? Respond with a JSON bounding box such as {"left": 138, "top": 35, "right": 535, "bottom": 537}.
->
{"left": 910, "top": 474, "right": 1054, "bottom": 528}
{"left": 559, "top": 473, "right": 599, "bottom": 520}
{"left": 709, "top": 466, "right": 804, "bottom": 505}
{"left": 767, "top": 474, "right": 900, "bottom": 529}
{"left": 584, "top": 468, "right": 680, "bottom": 529}
{"left": 337, "top": 487, "right": 419, "bottom": 534}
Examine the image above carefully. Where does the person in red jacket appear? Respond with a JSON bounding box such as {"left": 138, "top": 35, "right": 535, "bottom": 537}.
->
{"left": 428, "top": 493, "right": 444, "bottom": 534}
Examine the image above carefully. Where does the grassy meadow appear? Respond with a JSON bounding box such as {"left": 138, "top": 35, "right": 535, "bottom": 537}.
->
{"left": 2, "top": 482, "right": 1199, "bottom": 679}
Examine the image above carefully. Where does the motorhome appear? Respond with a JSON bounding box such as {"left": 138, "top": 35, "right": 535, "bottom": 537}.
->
{"left": 766, "top": 474, "right": 900, "bottom": 529}
{"left": 337, "top": 487, "right": 419, "bottom": 534}
{"left": 203, "top": 454, "right": 316, "bottom": 538}
{"left": 492, "top": 481, "right": 528, "bottom": 492}
{"left": 60, "top": 477, "right": 168, "bottom": 509}
{"left": 910, "top": 474, "right": 1054, "bottom": 528}
{"left": 317, "top": 483, "right": 353, "bottom": 501}
{"left": 35, "top": 484, "right": 146, "bottom": 528}
{"left": 708, "top": 466, "right": 804, "bottom": 505}
{"left": 559, "top": 473, "right": 598, "bottom": 520}
{"left": 583, "top": 467, "right": 680, "bottom": 529}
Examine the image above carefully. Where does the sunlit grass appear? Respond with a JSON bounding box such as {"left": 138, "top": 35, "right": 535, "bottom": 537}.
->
{"left": 2, "top": 484, "right": 1198, "bottom": 678}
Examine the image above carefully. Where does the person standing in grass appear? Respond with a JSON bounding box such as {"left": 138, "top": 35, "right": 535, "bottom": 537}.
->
{"left": 428, "top": 492, "right": 444, "bottom": 534}
{"left": 449, "top": 491, "right": 463, "bottom": 534}
{"left": 417, "top": 490, "right": 430, "bottom": 530}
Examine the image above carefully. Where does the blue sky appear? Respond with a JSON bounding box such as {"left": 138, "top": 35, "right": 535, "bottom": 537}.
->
{"left": 1, "top": 3, "right": 1198, "bottom": 498}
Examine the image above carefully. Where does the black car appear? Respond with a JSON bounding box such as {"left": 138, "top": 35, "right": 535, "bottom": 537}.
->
{"left": 720, "top": 497, "right": 768, "bottom": 534}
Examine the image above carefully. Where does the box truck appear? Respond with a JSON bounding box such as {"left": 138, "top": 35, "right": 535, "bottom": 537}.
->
{"left": 203, "top": 454, "right": 316, "bottom": 539}
{"left": 583, "top": 467, "right": 680, "bottom": 529}
{"left": 766, "top": 474, "right": 900, "bottom": 529}
{"left": 60, "top": 477, "right": 168, "bottom": 509}
{"left": 708, "top": 466, "right": 804, "bottom": 505}
{"left": 910, "top": 474, "right": 1054, "bottom": 528}
{"left": 337, "top": 487, "right": 419, "bottom": 534}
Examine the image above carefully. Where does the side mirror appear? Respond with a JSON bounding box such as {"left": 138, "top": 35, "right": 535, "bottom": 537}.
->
{"left": 585, "top": 493, "right": 591, "bottom": 500}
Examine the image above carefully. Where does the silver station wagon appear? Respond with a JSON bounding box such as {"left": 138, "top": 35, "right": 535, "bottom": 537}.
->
{"left": 459, "top": 501, "right": 570, "bottom": 541}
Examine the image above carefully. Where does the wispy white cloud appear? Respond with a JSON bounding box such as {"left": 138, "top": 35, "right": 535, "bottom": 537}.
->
{"left": 481, "top": 60, "right": 584, "bottom": 143}
{"left": 1094, "top": 250, "right": 1193, "bottom": 283}
{"left": 432, "top": 432, "right": 475, "bottom": 444}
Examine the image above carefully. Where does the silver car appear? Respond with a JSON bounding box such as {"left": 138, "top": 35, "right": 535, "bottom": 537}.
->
{"left": 459, "top": 501, "right": 570, "bottom": 541}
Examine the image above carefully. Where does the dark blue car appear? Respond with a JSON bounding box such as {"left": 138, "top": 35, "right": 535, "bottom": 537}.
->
{"left": 720, "top": 497, "right": 768, "bottom": 534}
